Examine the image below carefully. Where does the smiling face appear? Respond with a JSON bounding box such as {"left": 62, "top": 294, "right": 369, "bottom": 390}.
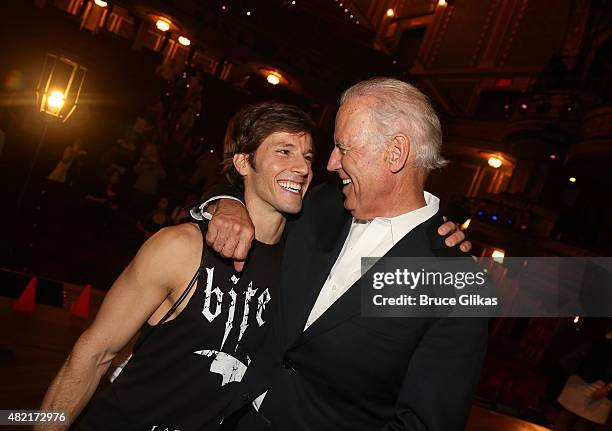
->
{"left": 237, "top": 131, "right": 314, "bottom": 215}
{"left": 327, "top": 97, "right": 394, "bottom": 220}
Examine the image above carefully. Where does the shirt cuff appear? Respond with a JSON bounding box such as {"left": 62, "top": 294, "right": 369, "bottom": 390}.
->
{"left": 189, "top": 195, "right": 245, "bottom": 221}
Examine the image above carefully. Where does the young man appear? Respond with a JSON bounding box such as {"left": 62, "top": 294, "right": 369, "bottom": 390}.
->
{"left": 38, "top": 102, "right": 317, "bottom": 431}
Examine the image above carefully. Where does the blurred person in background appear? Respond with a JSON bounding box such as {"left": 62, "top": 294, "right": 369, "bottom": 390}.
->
{"left": 556, "top": 324, "right": 612, "bottom": 430}
{"left": 171, "top": 191, "right": 198, "bottom": 225}
{"left": 47, "top": 138, "right": 87, "bottom": 185}
{"left": 136, "top": 195, "right": 170, "bottom": 240}
{"left": 85, "top": 170, "right": 123, "bottom": 210}
{"left": 132, "top": 143, "right": 166, "bottom": 215}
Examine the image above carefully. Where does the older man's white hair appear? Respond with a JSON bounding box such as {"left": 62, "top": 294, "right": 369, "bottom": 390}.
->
{"left": 340, "top": 77, "right": 447, "bottom": 170}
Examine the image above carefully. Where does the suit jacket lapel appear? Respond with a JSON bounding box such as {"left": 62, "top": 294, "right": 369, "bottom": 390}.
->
{"left": 290, "top": 213, "right": 444, "bottom": 349}
{"left": 283, "top": 215, "right": 352, "bottom": 348}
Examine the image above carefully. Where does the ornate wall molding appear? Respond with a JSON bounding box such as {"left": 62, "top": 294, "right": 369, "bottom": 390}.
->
{"left": 499, "top": 0, "right": 529, "bottom": 67}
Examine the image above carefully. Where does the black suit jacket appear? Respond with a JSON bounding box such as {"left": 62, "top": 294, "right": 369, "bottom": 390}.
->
{"left": 205, "top": 182, "right": 488, "bottom": 431}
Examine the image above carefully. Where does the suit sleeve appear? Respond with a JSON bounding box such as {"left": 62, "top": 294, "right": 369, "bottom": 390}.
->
{"left": 380, "top": 318, "right": 488, "bottom": 431}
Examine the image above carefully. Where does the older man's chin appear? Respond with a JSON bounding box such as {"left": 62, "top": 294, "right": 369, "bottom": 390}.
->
{"left": 343, "top": 202, "right": 360, "bottom": 219}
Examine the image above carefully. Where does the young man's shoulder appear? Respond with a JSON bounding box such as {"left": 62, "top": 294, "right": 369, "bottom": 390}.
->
{"left": 140, "top": 223, "right": 204, "bottom": 267}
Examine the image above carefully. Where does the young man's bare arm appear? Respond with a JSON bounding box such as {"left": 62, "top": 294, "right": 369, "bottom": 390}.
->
{"left": 36, "top": 224, "right": 202, "bottom": 430}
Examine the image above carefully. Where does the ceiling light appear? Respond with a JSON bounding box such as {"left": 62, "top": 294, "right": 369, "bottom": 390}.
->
{"left": 156, "top": 19, "right": 171, "bottom": 32}
{"left": 488, "top": 156, "right": 503, "bottom": 169}
{"left": 178, "top": 36, "right": 191, "bottom": 46}
{"left": 266, "top": 72, "right": 281, "bottom": 85}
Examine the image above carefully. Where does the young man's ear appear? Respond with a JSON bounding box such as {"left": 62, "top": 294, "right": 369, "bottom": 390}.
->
{"left": 386, "top": 134, "right": 410, "bottom": 173}
{"left": 233, "top": 153, "right": 250, "bottom": 177}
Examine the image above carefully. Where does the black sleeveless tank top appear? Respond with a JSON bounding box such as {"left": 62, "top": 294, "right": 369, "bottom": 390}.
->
{"left": 77, "top": 222, "right": 283, "bottom": 431}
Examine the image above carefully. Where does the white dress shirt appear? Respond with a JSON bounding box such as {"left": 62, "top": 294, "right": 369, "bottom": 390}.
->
{"left": 304, "top": 191, "right": 440, "bottom": 330}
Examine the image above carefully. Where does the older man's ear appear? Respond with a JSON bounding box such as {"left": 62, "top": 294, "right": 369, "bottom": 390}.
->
{"left": 438, "top": 217, "right": 472, "bottom": 252}
{"left": 386, "top": 135, "right": 410, "bottom": 173}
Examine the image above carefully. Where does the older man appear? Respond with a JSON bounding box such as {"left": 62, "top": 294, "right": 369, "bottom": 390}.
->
{"left": 197, "top": 78, "right": 486, "bottom": 431}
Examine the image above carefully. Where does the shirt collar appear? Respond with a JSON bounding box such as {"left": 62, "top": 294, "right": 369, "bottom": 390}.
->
{"left": 352, "top": 191, "right": 440, "bottom": 244}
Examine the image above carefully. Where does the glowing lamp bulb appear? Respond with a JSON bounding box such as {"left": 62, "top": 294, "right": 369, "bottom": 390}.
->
{"left": 47, "top": 90, "right": 65, "bottom": 110}
{"left": 569, "top": 177, "right": 577, "bottom": 183}
{"left": 438, "top": 0, "right": 447, "bottom": 6}
{"left": 266, "top": 73, "right": 280, "bottom": 85}
{"left": 488, "top": 156, "right": 503, "bottom": 169}
{"left": 178, "top": 36, "right": 191, "bottom": 46}
{"left": 492, "top": 249, "right": 505, "bottom": 264}
{"left": 386, "top": 8, "right": 395, "bottom": 17}
{"left": 156, "top": 19, "right": 171, "bottom": 32}
{"left": 94, "top": 0, "right": 108, "bottom": 7}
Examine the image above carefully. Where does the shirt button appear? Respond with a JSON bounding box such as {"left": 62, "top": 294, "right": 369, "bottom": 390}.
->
{"left": 332, "top": 285, "right": 337, "bottom": 291}
{"left": 282, "top": 357, "right": 294, "bottom": 369}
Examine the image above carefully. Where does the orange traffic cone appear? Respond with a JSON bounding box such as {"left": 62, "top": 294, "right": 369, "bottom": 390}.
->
{"left": 13, "top": 276, "right": 37, "bottom": 312}
{"left": 71, "top": 284, "right": 92, "bottom": 319}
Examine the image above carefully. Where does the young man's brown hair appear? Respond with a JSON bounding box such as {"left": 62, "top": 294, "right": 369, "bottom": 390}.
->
{"left": 222, "top": 101, "right": 317, "bottom": 188}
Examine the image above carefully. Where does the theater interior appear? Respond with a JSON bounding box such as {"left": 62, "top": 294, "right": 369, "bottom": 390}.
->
{"left": 0, "top": 0, "right": 611, "bottom": 429}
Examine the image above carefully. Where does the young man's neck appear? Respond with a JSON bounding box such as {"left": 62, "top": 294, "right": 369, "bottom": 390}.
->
{"left": 244, "top": 193, "right": 286, "bottom": 245}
